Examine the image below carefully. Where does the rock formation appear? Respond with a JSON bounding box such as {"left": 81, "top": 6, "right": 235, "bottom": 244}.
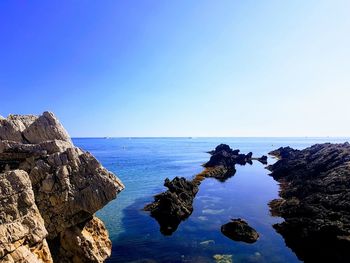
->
{"left": 0, "top": 112, "right": 124, "bottom": 263}
{"left": 144, "top": 177, "right": 199, "bottom": 235}
{"left": 268, "top": 143, "right": 350, "bottom": 263}
{"left": 202, "top": 144, "right": 268, "bottom": 181}
{"left": 145, "top": 144, "right": 266, "bottom": 236}
{"left": 221, "top": 218, "right": 259, "bottom": 243}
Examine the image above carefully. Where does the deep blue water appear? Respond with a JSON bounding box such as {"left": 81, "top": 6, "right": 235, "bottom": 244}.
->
{"left": 73, "top": 137, "right": 349, "bottom": 263}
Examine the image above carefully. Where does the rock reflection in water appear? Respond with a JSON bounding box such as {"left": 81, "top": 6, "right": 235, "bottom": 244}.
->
{"left": 144, "top": 144, "right": 267, "bottom": 236}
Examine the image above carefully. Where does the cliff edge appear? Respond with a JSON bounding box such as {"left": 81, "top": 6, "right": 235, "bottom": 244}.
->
{"left": 0, "top": 112, "right": 124, "bottom": 263}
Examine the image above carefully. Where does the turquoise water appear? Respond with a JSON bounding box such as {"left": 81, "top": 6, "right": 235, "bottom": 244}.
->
{"left": 73, "top": 137, "right": 349, "bottom": 263}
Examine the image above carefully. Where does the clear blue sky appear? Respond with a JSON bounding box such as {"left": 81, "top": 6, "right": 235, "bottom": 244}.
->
{"left": 1, "top": 1, "right": 349, "bottom": 137}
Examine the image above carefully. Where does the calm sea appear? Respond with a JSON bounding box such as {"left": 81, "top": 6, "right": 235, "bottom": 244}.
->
{"left": 73, "top": 137, "right": 349, "bottom": 263}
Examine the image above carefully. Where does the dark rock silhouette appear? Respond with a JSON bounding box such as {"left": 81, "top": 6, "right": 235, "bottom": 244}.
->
{"left": 145, "top": 144, "right": 268, "bottom": 236}
{"left": 268, "top": 143, "right": 350, "bottom": 263}
{"left": 202, "top": 144, "right": 267, "bottom": 181}
{"left": 144, "top": 177, "right": 199, "bottom": 235}
{"left": 221, "top": 218, "right": 259, "bottom": 243}
{"left": 256, "top": 155, "right": 268, "bottom": 165}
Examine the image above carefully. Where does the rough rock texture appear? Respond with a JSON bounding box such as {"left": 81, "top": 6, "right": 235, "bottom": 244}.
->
{"left": 221, "top": 218, "right": 259, "bottom": 243}
{"left": 0, "top": 112, "right": 124, "bottom": 263}
{"left": 268, "top": 143, "right": 350, "bottom": 263}
{"left": 0, "top": 170, "right": 53, "bottom": 263}
{"left": 144, "top": 177, "right": 199, "bottom": 235}
{"left": 55, "top": 217, "right": 112, "bottom": 263}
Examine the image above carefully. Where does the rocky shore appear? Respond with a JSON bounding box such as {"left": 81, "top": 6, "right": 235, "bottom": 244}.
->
{"left": 268, "top": 143, "right": 350, "bottom": 263}
{"left": 0, "top": 112, "right": 124, "bottom": 262}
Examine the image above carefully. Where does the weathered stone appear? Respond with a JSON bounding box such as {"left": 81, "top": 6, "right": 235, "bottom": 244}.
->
{"left": 144, "top": 177, "right": 199, "bottom": 235}
{"left": 57, "top": 217, "right": 111, "bottom": 263}
{"left": 22, "top": 112, "right": 72, "bottom": 144}
{"left": 202, "top": 144, "right": 266, "bottom": 181}
{"left": 0, "top": 170, "right": 53, "bottom": 262}
{"left": 0, "top": 112, "right": 124, "bottom": 262}
{"left": 268, "top": 143, "right": 350, "bottom": 262}
{"left": 221, "top": 218, "right": 259, "bottom": 243}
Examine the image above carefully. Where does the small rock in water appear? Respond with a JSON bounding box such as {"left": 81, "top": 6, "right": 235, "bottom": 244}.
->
{"left": 213, "top": 254, "right": 233, "bottom": 263}
{"left": 221, "top": 218, "right": 259, "bottom": 243}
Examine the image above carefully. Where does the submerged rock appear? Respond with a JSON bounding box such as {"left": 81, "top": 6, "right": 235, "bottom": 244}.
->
{"left": 268, "top": 143, "right": 350, "bottom": 262}
{"left": 213, "top": 254, "right": 233, "bottom": 263}
{"left": 144, "top": 177, "right": 199, "bottom": 235}
{"left": 0, "top": 112, "right": 124, "bottom": 262}
{"left": 221, "top": 218, "right": 259, "bottom": 243}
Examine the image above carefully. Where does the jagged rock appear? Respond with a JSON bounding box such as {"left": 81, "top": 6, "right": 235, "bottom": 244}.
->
{"left": 55, "top": 216, "right": 111, "bottom": 263}
{"left": 268, "top": 146, "right": 298, "bottom": 160}
{"left": 221, "top": 218, "right": 259, "bottom": 243}
{"left": 256, "top": 155, "right": 268, "bottom": 165}
{"left": 268, "top": 143, "right": 350, "bottom": 262}
{"left": 22, "top": 112, "right": 72, "bottom": 144}
{"left": 0, "top": 170, "right": 53, "bottom": 262}
{"left": 202, "top": 144, "right": 265, "bottom": 181}
{"left": 0, "top": 112, "right": 124, "bottom": 262}
{"left": 144, "top": 177, "right": 199, "bottom": 235}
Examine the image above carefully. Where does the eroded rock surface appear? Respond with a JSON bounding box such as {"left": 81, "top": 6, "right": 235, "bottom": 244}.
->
{"left": 221, "top": 218, "right": 259, "bottom": 243}
{"left": 0, "top": 112, "right": 124, "bottom": 263}
{"left": 268, "top": 143, "right": 350, "bottom": 262}
{"left": 144, "top": 177, "right": 199, "bottom": 235}
{"left": 0, "top": 170, "right": 53, "bottom": 263}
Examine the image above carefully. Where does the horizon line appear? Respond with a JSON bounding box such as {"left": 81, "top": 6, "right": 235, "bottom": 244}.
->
{"left": 71, "top": 136, "right": 350, "bottom": 139}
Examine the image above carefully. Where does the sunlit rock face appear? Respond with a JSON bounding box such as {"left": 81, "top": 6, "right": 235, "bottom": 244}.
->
{"left": 0, "top": 169, "right": 53, "bottom": 263}
{"left": 268, "top": 143, "right": 350, "bottom": 263}
{"left": 0, "top": 112, "right": 124, "bottom": 263}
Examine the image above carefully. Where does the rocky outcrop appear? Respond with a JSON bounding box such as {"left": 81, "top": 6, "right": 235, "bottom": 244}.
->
{"left": 144, "top": 177, "right": 199, "bottom": 235}
{"left": 221, "top": 218, "right": 259, "bottom": 243}
{"left": 55, "top": 216, "right": 112, "bottom": 263}
{"left": 0, "top": 170, "right": 52, "bottom": 263}
{"left": 145, "top": 144, "right": 266, "bottom": 236}
{"left": 268, "top": 143, "right": 350, "bottom": 263}
{"left": 202, "top": 144, "right": 268, "bottom": 181}
{"left": 0, "top": 112, "right": 124, "bottom": 262}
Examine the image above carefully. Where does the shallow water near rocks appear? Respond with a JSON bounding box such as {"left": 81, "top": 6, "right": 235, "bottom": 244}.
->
{"left": 73, "top": 137, "right": 349, "bottom": 263}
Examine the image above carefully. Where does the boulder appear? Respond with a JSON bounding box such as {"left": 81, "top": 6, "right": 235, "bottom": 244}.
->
{"left": 221, "top": 218, "right": 259, "bottom": 243}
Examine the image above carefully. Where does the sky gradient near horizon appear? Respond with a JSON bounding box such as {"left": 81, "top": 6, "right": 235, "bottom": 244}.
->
{"left": 1, "top": 1, "right": 350, "bottom": 137}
